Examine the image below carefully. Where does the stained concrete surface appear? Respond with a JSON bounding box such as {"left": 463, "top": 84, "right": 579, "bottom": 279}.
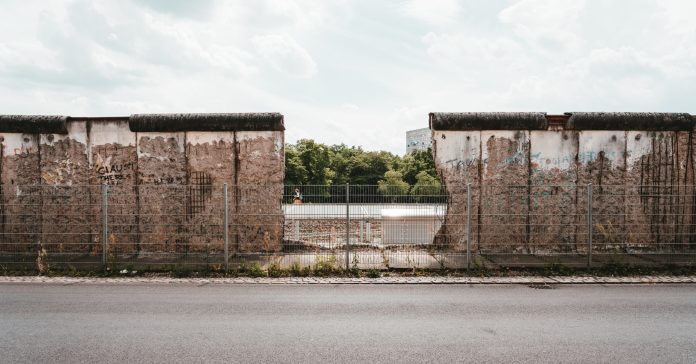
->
{"left": 1, "top": 283, "right": 695, "bottom": 363}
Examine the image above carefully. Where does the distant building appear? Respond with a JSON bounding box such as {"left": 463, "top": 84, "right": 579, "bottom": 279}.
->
{"left": 406, "top": 127, "right": 432, "bottom": 154}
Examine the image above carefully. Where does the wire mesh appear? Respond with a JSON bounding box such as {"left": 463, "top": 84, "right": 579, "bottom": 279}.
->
{"left": 0, "top": 183, "right": 695, "bottom": 271}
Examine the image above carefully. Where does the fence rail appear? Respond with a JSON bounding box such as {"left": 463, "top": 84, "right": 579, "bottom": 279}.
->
{"left": 1, "top": 183, "right": 695, "bottom": 272}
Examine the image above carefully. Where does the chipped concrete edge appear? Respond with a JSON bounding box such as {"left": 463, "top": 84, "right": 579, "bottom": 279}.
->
{"left": 1, "top": 276, "right": 695, "bottom": 285}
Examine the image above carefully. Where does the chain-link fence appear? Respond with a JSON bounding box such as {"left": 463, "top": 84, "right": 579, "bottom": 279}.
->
{"left": 1, "top": 184, "right": 695, "bottom": 272}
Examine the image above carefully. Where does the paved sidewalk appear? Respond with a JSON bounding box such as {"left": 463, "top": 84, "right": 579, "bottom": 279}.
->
{"left": 1, "top": 275, "right": 695, "bottom": 285}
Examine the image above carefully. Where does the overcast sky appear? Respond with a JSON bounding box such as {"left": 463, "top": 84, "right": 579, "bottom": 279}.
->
{"left": 0, "top": 0, "right": 694, "bottom": 154}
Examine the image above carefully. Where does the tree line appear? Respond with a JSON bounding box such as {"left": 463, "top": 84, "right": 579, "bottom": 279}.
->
{"left": 284, "top": 139, "right": 442, "bottom": 200}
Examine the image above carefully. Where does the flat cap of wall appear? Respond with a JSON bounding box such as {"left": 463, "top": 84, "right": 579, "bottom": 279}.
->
{"left": 0, "top": 115, "right": 69, "bottom": 134}
{"left": 129, "top": 113, "right": 285, "bottom": 132}
{"left": 430, "top": 112, "right": 548, "bottom": 130}
{"left": 564, "top": 112, "right": 694, "bottom": 131}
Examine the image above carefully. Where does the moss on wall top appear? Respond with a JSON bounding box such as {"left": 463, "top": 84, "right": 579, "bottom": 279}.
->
{"left": 129, "top": 113, "right": 284, "bottom": 132}
{"left": 0, "top": 115, "right": 69, "bottom": 134}
{"left": 430, "top": 112, "right": 695, "bottom": 131}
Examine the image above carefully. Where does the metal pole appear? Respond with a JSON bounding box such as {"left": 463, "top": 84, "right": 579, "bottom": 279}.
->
{"left": 466, "top": 183, "right": 472, "bottom": 270}
{"left": 101, "top": 184, "right": 108, "bottom": 269}
{"left": 345, "top": 183, "right": 350, "bottom": 270}
{"left": 587, "top": 183, "right": 593, "bottom": 269}
{"left": 224, "top": 183, "right": 229, "bottom": 273}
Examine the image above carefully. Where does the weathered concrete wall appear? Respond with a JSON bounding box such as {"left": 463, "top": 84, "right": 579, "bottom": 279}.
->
{"left": 236, "top": 131, "right": 284, "bottom": 252}
{"left": 40, "top": 121, "right": 92, "bottom": 255}
{"left": 577, "top": 131, "right": 626, "bottom": 251}
{"left": 674, "top": 131, "right": 696, "bottom": 247}
{"left": 0, "top": 133, "right": 41, "bottom": 254}
{"left": 624, "top": 131, "right": 681, "bottom": 248}
{"left": 529, "top": 129, "right": 578, "bottom": 252}
{"left": 90, "top": 120, "right": 138, "bottom": 256}
{"left": 431, "top": 112, "right": 695, "bottom": 253}
{"left": 185, "top": 132, "right": 236, "bottom": 254}
{"left": 137, "top": 132, "right": 188, "bottom": 254}
{"left": 480, "top": 131, "right": 529, "bottom": 253}
{"left": 432, "top": 130, "right": 480, "bottom": 252}
{"left": 0, "top": 114, "right": 285, "bottom": 260}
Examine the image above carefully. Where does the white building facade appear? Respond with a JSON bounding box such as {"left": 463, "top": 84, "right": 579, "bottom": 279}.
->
{"left": 406, "top": 127, "right": 432, "bottom": 154}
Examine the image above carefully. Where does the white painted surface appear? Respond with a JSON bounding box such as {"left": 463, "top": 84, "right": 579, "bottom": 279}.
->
{"left": 0, "top": 133, "right": 38, "bottom": 157}
{"left": 625, "top": 131, "right": 670, "bottom": 171}
{"left": 578, "top": 131, "right": 626, "bottom": 166}
{"left": 283, "top": 204, "right": 446, "bottom": 219}
{"left": 530, "top": 131, "right": 577, "bottom": 171}
{"left": 90, "top": 121, "right": 134, "bottom": 147}
{"left": 433, "top": 130, "right": 481, "bottom": 173}
{"left": 40, "top": 121, "right": 88, "bottom": 146}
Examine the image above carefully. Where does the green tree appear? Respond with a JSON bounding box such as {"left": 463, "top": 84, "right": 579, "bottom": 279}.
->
{"left": 411, "top": 171, "right": 442, "bottom": 202}
{"left": 284, "top": 140, "right": 439, "bottom": 187}
{"left": 284, "top": 144, "right": 308, "bottom": 185}
{"left": 377, "top": 170, "right": 410, "bottom": 201}
{"left": 328, "top": 144, "right": 362, "bottom": 185}
{"left": 349, "top": 151, "right": 399, "bottom": 185}
{"left": 399, "top": 148, "right": 437, "bottom": 185}
{"left": 293, "top": 139, "right": 335, "bottom": 185}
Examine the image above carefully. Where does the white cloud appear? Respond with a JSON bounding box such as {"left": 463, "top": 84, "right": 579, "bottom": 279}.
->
{"left": 421, "top": 32, "right": 529, "bottom": 70}
{"left": 251, "top": 34, "right": 317, "bottom": 78}
{"left": 263, "top": 0, "right": 327, "bottom": 29}
{"left": 135, "top": 0, "right": 217, "bottom": 20}
{"left": 0, "top": 0, "right": 694, "bottom": 154}
{"left": 654, "top": 0, "right": 696, "bottom": 36}
{"left": 499, "top": 0, "right": 586, "bottom": 52}
{"left": 400, "top": 0, "right": 462, "bottom": 25}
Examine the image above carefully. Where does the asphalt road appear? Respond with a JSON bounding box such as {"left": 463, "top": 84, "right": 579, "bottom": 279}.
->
{"left": 1, "top": 283, "right": 695, "bottom": 363}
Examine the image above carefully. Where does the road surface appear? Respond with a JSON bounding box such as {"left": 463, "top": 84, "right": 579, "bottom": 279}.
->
{"left": 1, "top": 283, "right": 695, "bottom": 363}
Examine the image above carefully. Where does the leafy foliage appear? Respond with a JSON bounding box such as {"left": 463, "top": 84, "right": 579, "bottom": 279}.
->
{"left": 284, "top": 140, "right": 440, "bottom": 197}
{"left": 377, "top": 170, "right": 410, "bottom": 200}
{"left": 284, "top": 139, "right": 335, "bottom": 185}
{"left": 412, "top": 171, "right": 442, "bottom": 201}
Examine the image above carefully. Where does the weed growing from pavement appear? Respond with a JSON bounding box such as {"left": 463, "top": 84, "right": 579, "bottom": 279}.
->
{"left": 248, "top": 262, "right": 266, "bottom": 277}
{"left": 268, "top": 261, "right": 287, "bottom": 278}
{"left": 290, "top": 262, "right": 312, "bottom": 277}
{"left": 313, "top": 256, "right": 341, "bottom": 277}
{"left": 366, "top": 269, "right": 381, "bottom": 278}
{"left": 349, "top": 254, "right": 361, "bottom": 277}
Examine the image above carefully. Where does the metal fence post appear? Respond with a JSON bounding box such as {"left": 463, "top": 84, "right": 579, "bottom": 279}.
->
{"left": 101, "top": 184, "right": 108, "bottom": 269}
{"left": 466, "top": 183, "right": 472, "bottom": 270}
{"left": 345, "top": 183, "right": 350, "bottom": 270}
{"left": 587, "top": 183, "right": 593, "bottom": 269}
{"left": 224, "top": 183, "right": 229, "bottom": 273}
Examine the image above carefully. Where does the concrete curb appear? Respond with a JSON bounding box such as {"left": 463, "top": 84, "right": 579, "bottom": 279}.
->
{"left": 1, "top": 276, "right": 696, "bottom": 285}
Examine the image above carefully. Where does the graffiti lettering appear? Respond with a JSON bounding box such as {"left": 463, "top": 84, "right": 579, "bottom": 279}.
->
{"left": 95, "top": 153, "right": 134, "bottom": 185}
{"left": 96, "top": 163, "right": 134, "bottom": 175}
{"left": 445, "top": 158, "right": 477, "bottom": 169}
{"left": 139, "top": 175, "right": 185, "bottom": 185}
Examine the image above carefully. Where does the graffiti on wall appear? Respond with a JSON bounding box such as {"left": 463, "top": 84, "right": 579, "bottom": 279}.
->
{"left": 95, "top": 153, "right": 134, "bottom": 184}
{"left": 139, "top": 175, "right": 186, "bottom": 185}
